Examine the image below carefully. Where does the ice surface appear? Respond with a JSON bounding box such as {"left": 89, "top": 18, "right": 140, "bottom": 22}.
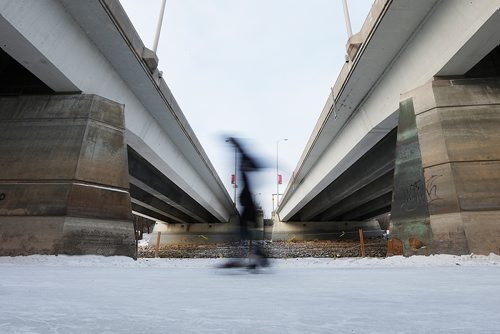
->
{"left": 0, "top": 254, "right": 499, "bottom": 333}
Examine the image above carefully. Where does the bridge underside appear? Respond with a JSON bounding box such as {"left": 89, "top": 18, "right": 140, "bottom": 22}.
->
{"left": 0, "top": 91, "right": 228, "bottom": 256}
{"left": 128, "top": 147, "right": 221, "bottom": 225}
{"left": 290, "top": 129, "right": 397, "bottom": 222}
{"left": 0, "top": 48, "right": 54, "bottom": 95}
{"left": 277, "top": 44, "right": 500, "bottom": 251}
{"left": 0, "top": 49, "right": 229, "bottom": 255}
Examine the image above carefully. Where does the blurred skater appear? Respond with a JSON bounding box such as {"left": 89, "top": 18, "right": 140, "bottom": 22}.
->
{"left": 220, "top": 137, "right": 269, "bottom": 270}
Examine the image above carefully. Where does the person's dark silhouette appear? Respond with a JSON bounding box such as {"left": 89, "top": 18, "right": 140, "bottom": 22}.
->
{"left": 220, "top": 137, "right": 269, "bottom": 270}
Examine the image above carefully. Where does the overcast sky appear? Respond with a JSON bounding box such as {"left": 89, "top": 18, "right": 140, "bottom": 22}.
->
{"left": 120, "top": 0, "right": 374, "bottom": 217}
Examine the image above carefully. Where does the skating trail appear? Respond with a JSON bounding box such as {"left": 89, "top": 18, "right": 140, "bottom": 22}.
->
{"left": 0, "top": 255, "right": 499, "bottom": 333}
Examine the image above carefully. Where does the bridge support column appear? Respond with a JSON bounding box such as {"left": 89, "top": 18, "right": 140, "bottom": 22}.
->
{"left": 391, "top": 78, "right": 500, "bottom": 255}
{"left": 0, "top": 94, "right": 135, "bottom": 256}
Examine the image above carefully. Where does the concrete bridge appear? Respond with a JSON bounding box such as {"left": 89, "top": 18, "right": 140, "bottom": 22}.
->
{"left": 276, "top": 0, "right": 500, "bottom": 256}
{"left": 0, "top": 0, "right": 237, "bottom": 257}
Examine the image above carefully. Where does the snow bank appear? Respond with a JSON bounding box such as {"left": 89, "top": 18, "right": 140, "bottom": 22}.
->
{"left": 276, "top": 253, "right": 500, "bottom": 268}
{"left": 0, "top": 253, "right": 498, "bottom": 268}
{"left": 137, "top": 233, "right": 151, "bottom": 247}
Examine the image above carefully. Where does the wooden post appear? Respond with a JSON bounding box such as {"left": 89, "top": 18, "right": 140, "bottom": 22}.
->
{"left": 135, "top": 231, "right": 139, "bottom": 254}
{"left": 154, "top": 231, "right": 161, "bottom": 258}
{"left": 359, "top": 228, "right": 365, "bottom": 257}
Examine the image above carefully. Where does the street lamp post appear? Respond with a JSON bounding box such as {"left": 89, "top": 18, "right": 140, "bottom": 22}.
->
{"left": 226, "top": 139, "right": 238, "bottom": 203}
{"left": 232, "top": 146, "right": 237, "bottom": 203}
{"left": 276, "top": 138, "right": 288, "bottom": 208}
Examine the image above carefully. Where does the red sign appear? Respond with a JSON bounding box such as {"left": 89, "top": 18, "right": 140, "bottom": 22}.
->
{"left": 278, "top": 174, "right": 282, "bottom": 184}
{"left": 231, "top": 174, "right": 235, "bottom": 184}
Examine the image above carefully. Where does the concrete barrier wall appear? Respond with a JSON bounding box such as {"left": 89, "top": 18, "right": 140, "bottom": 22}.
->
{"left": 150, "top": 219, "right": 241, "bottom": 245}
{"left": 272, "top": 220, "right": 382, "bottom": 241}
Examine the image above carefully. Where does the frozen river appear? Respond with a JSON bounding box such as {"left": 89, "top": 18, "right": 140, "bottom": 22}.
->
{"left": 1, "top": 254, "right": 499, "bottom": 333}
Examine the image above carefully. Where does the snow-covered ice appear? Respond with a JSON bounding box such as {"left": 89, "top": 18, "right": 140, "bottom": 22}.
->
{"left": 1, "top": 254, "right": 499, "bottom": 333}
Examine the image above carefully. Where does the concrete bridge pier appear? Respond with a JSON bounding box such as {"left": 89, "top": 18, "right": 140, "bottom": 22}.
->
{"left": 391, "top": 78, "right": 500, "bottom": 256}
{"left": 271, "top": 219, "right": 382, "bottom": 241}
{"left": 150, "top": 215, "right": 241, "bottom": 245}
{"left": 0, "top": 94, "right": 135, "bottom": 257}
{"left": 150, "top": 209, "right": 267, "bottom": 245}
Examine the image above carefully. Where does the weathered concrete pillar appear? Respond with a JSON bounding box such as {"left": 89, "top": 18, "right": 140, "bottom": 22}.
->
{"left": 0, "top": 94, "right": 135, "bottom": 257}
{"left": 391, "top": 78, "right": 500, "bottom": 255}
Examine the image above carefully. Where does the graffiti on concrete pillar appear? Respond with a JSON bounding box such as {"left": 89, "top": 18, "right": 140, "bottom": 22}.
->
{"left": 401, "top": 179, "right": 426, "bottom": 212}
{"left": 0, "top": 193, "right": 5, "bottom": 201}
{"left": 425, "top": 174, "right": 443, "bottom": 204}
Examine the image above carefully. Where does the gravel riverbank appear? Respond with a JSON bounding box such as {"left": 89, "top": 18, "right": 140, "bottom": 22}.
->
{"left": 138, "top": 238, "right": 388, "bottom": 258}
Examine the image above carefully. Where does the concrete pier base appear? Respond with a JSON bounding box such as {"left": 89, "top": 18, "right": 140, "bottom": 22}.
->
{"left": 151, "top": 222, "right": 241, "bottom": 245}
{"left": 151, "top": 214, "right": 242, "bottom": 245}
{"left": 271, "top": 220, "right": 382, "bottom": 241}
{"left": 148, "top": 210, "right": 276, "bottom": 245}
{"left": 0, "top": 94, "right": 135, "bottom": 256}
{"left": 391, "top": 78, "right": 500, "bottom": 255}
